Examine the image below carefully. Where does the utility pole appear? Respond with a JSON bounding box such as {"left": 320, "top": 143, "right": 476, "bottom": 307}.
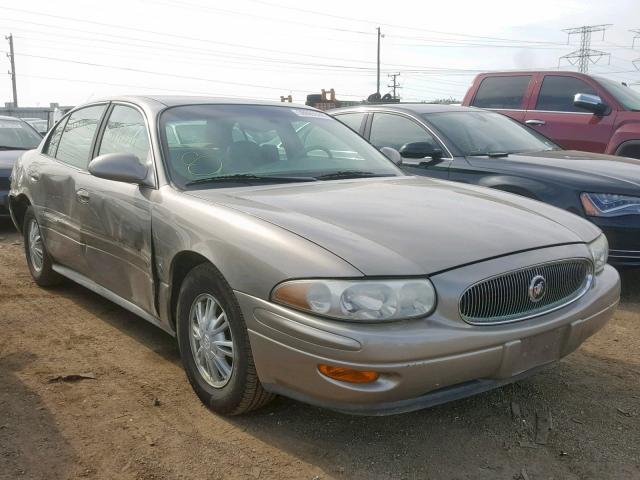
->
{"left": 559, "top": 24, "right": 611, "bottom": 73}
{"left": 387, "top": 73, "right": 401, "bottom": 100}
{"left": 5, "top": 33, "right": 17, "bottom": 107}
{"left": 376, "top": 27, "right": 381, "bottom": 96}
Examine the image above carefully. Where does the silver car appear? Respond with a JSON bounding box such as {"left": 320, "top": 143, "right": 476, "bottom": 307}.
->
{"left": 9, "top": 96, "right": 620, "bottom": 415}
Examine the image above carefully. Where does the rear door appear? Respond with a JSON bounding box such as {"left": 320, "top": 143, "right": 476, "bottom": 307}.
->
{"left": 77, "top": 103, "right": 156, "bottom": 314}
{"left": 468, "top": 74, "right": 534, "bottom": 122}
{"left": 32, "top": 104, "right": 108, "bottom": 276}
{"left": 524, "top": 74, "right": 615, "bottom": 152}
{"left": 368, "top": 112, "right": 451, "bottom": 179}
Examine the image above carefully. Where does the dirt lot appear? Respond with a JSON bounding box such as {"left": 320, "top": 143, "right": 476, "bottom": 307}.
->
{"left": 0, "top": 220, "right": 639, "bottom": 480}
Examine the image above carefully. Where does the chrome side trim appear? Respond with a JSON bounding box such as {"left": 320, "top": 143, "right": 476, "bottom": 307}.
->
{"left": 52, "top": 264, "right": 175, "bottom": 336}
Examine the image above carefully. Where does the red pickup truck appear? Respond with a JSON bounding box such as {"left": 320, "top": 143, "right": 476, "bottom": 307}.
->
{"left": 462, "top": 71, "right": 640, "bottom": 159}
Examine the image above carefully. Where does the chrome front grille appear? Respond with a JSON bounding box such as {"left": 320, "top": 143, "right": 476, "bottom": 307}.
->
{"left": 459, "top": 259, "right": 593, "bottom": 325}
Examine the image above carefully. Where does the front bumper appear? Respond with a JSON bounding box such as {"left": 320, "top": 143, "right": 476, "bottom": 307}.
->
{"left": 0, "top": 189, "right": 9, "bottom": 218}
{"left": 238, "top": 245, "right": 620, "bottom": 415}
{"left": 591, "top": 217, "right": 640, "bottom": 268}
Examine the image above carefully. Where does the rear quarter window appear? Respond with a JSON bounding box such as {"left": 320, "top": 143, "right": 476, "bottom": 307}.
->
{"left": 472, "top": 76, "right": 532, "bottom": 109}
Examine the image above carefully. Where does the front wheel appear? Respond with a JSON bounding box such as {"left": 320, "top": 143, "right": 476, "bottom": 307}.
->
{"left": 23, "top": 206, "right": 63, "bottom": 287}
{"left": 176, "top": 263, "right": 275, "bottom": 415}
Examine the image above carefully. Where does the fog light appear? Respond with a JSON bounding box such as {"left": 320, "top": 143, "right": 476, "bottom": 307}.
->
{"left": 318, "top": 364, "right": 379, "bottom": 383}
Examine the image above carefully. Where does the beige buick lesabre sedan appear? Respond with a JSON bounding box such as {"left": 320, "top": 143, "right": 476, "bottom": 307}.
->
{"left": 9, "top": 96, "right": 620, "bottom": 415}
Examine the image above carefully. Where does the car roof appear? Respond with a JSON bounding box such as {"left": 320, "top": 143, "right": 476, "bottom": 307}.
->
{"left": 331, "top": 103, "right": 479, "bottom": 115}
{"left": 0, "top": 115, "right": 27, "bottom": 122}
{"left": 91, "top": 95, "right": 317, "bottom": 110}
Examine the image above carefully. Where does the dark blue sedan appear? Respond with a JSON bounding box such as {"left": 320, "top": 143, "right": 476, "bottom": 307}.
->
{"left": 0, "top": 116, "right": 42, "bottom": 218}
{"left": 331, "top": 104, "right": 640, "bottom": 268}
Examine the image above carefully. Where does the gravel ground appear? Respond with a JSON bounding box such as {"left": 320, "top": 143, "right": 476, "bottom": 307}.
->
{"left": 1, "top": 219, "right": 639, "bottom": 480}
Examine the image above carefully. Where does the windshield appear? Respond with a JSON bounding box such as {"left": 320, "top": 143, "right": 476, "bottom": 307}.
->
{"left": 595, "top": 77, "right": 640, "bottom": 111}
{"left": 160, "top": 104, "right": 403, "bottom": 188}
{"left": 0, "top": 118, "right": 42, "bottom": 149}
{"left": 423, "top": 111, "right": 557, "bottom": 156}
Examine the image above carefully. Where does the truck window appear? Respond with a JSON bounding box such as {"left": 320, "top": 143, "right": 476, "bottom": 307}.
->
{"left": 472, "top": 76, "right": 531, "bottom": 109}
{"left": 536, "top": 76, "right": 597, "bottom": 112}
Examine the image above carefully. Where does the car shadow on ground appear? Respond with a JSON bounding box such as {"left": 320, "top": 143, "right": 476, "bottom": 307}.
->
{"left": 0, "top": 352, "right": 79, "bottom": 479}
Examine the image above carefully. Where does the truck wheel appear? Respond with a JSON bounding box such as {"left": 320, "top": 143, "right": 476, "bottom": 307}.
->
{"left": 176, "top": 263, "right": 275, "bottom": 415}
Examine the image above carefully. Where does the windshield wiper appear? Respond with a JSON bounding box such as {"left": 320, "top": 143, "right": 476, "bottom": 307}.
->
{"left": 0, "top": 145, "right": 29, "bottom": 150}
{"left": 314, "top": 170, "right": 394, "bottom": 180}
{"left": 468, "top": 151, "right": 509, "bottom": 158}
{"left": 185, "top": 173, "right": 318, "bottom": 187}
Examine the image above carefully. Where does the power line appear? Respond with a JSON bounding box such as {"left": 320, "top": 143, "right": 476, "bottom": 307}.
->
{"left": 560, "top": 24, "right": 611, "bottom": 73}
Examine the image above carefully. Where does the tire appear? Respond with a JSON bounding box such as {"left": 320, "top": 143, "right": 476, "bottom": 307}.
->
{"left": 23, "top": 206, "right": 63, "bottom": 287}
{"left": 176, "top": 263, "right": 275, "bottom": 415}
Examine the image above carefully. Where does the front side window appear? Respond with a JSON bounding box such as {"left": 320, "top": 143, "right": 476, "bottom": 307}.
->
{"left": 472, "top": 76, "right": 532, "bottom": 109}
{"left": 159, "top": 105, "right": 402, "bottom": 188}
{"left": 98, "top": 105, "right": 150, "bottom": 162}
{"left": 536, "top": 76, "right": 597, "bottom": 112}
{"left": 335, "top": 112, "right": 366, "bottom": 132}
{"left": 594, "top": 76, "right": 640, "bottom": 111}
{"left": 425, "top": 111, "right": 557, "bottom": 156}
{"left": 0, "top": 118, "right": 42, "bottom": 150}
{"left": 369, "top": 113, "right": 439, "bottom": 151}
{"left": 55, "top": 105, "right": 107, "bottom": 169}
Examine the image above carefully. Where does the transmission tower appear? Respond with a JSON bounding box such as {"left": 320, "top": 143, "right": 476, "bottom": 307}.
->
{"left": 559, "top": 24, "right": 611, "bottom": 73}
{"left": 387, "top": 73, "right": 401, "bottom": 100}
{"left": 632, "top": 29, "right": 640, "bottom": 70}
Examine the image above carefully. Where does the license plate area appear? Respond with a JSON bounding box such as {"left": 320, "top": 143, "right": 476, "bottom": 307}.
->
{"left": 512, "top": 328, "right": 564, "bottom": 375}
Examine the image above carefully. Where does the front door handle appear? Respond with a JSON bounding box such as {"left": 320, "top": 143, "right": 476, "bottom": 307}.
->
{"left": 525, "top": 119, "right": 546, "bottom": 126}
{"left": 76, "top": 188, "right": 90, "bottom": 204}
{"left": 28, "top": 171, "right": 40, "bottom": 182}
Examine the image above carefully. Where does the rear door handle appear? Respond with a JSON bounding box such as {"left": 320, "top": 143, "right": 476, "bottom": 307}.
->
{"left": 525, "top": 119, "right": 546, "bottom": 126}
{"left": 76, "top": 189, "right": 90, "bottom": 204}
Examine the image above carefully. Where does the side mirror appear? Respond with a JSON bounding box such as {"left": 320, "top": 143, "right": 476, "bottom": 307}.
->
{"left": 380, "top": 146, "right": 402, "bottom": 165}
{"left": 88, "top": 153, "right": 149, "bottom": 184}
{"left": 399, "top": 142, "right": 443, "bottom": 160}
{"left": 574, "top": 93, "right": 608, "bottom": 115}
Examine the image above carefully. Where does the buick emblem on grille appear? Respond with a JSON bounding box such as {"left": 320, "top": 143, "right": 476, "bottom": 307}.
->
{"left": 528, "top": 275, "right": 547, "bottom": 302}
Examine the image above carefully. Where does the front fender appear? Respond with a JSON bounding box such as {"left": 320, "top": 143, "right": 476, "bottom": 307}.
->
{"left": 608, "top": 120, "right": 640, "bottom": 156}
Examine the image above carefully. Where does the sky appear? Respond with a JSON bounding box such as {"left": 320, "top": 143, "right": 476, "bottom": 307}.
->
{"left": 1, "top": 0, "right": 639, "bottom": 107}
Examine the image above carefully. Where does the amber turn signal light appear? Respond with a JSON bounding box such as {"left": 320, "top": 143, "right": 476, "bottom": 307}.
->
{"left": 318, "top": 364, "right": 380, "bottom": 384}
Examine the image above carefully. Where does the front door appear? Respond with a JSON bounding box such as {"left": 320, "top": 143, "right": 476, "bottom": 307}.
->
{"left": 524, "top": 75, "right": 615, "bottom": 153}
{"left": 76, "top": 104, "right": 156, "bottom": 314}
{"left": 368, "top": 112, "right": 451, "bottom": 179}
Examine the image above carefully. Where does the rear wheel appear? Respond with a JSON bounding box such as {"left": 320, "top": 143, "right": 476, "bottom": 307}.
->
{"left": 176, "top": 263, "right": 275, "bottom": 415}
{"left": 23, "top": 206, "right": 62, "bottom": 287}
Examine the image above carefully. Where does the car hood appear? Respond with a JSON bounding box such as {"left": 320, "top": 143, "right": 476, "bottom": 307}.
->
{"left": 468, "top": 150, "right": 640, "bottom": 189}
{"left": 187, "top": 176, "right": 599, "bottom": 276}
{"left": 0, "top": 149, "right": 25, "bottom": 170}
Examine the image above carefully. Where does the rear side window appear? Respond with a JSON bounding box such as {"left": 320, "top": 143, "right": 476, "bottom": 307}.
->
{"left": 55, "top": 105, "right": 107, "bottom": 169}
{"left": 536, "top": 76, "right": 597, "bottom": 112}
{"left": 335, "top": 112, "right": 366, "bottom": 132}
{"left": 43, "top": 118, "right": 67, "bottom": 157}
{"left": 98, "top": 105, "right": 150, "bottom": 162}
{"left": 472, "top": 76, "right": 532, "bottom": 109}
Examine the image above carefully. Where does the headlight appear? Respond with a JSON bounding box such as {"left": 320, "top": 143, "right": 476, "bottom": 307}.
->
{"left": 587, "top": 234, "right": 608, "bottom": 274}
{"left": 581, "top": 192, "right": 640, "bottom": 217}
{"left": 271, "top": 278, "right": 437, "bottom": 321}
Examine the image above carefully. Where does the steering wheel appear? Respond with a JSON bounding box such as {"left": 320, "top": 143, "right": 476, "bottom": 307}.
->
{"left": 304, "top": 145, "right": 334, "bottom": 159}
